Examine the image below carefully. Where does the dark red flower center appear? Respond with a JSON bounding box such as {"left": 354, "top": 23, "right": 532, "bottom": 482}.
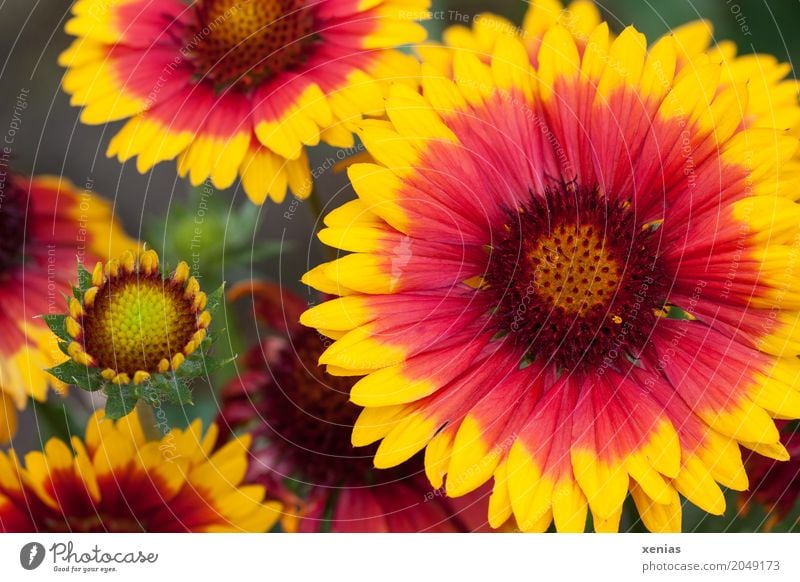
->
{"left": 223, "top": 328, "right": 375, "bottom": 486}
{"left": 190, "top": 0, "right": 316, "bottom": 88}
{"left": 484, "top": 183, "right": 669, "bottom": 370}
{"left": 0, "top": 174, "right": 27, "bottom": 277}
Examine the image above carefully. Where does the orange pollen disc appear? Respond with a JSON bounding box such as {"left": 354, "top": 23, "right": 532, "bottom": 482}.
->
{"left": 485, "top": 183, "right": 669, "bottom": 369}
{"left": 191, "top": 0, "right": 315, "bottom": 87}
{"left": 528, "top": 224, "right": 621, "bottom": 317}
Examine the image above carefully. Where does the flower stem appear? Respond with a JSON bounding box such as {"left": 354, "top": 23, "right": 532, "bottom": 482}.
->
{"left": 31, "top": 399, "right": 83, "bottom": 443}
{"left": 135, "top": 400, "right": 161, "bottom": 442}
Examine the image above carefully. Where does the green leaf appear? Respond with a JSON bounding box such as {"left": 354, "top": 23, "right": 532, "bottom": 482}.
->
{"left": 57, "top": 341, "right": 71, "bottom": 357}
{"left": 74, "top": 370, "right": 104, "bottom": 392}
{"left": 663, "top": 305, "right": 694, "bottom": 320}
{"left": 173, "top": 356, "right": 203, "bottom": 378}
{"left": 144, "top": 373, "right": 194, "bottom": 406}
{"left": 205, "top": 283, "right": 226, "bottom": 316}
{"left": 104, "top": 384, "right": 139, "bottom": 420}
{"left": 40, "top": 314, "right": 70, "bottom": 342}
{"left": 77, "top": 262, "right": 93, "bottom": 293}
{"left": 175, "top": 348, "right": 233, "bottom": 379}
{"left": 199, "top": 354, "right": 236, "bottom": 377}
{"left": 46, "top": 360, "right": 103, "bottom": 391}
{"left": 166, "top": 379, "right": 194, "bottom": 406}
{"left": 138, "top": 384, "right": 161, "bottom": 407}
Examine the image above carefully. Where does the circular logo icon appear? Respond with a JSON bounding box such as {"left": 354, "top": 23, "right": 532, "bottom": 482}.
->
{"left": 20, "top": 542, "right": 46, "bottom": 570}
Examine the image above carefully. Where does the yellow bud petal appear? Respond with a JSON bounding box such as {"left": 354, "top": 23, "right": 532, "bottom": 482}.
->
{"left": 101, "top": 369, "right": 117, "bottom": 380}
{"left": 104, "top": 259, "right": 119, "bottom": 277}
{"left": 67, "top": 342, "right": 92, "bottom": 366}
{"left": 91, "top": 262, "right": 105, "bottom": 286}
{"left": 112, "top": 373, "right": 131, "bottom": 385}
{"left": 65, "top": 317, "right": 82, "bottom": 338}
{"left": 171, "top": 353, "right": 185, "bottom": 370}
{"left": 183, "top": 341, "right": 197, "bottom": 356}
{"left": 140, "top": 250, "right": 159, "bottom": 275}
{"left": 83, "top": 286, "right": 99, "bottom": 308}
{"left": 197, "top": 310, "right": 211, "bottom": 329}
{"left": 173, "top": 261, "right": 190, "bottom": 284}
{"left": 67, "top": 341, "right": 82, "bottom": 359}
{"left": 185, "top": 277, "right": 200, "bottom": 298}
{"left": 193, "top": 291, "right": 208, "bottom": 311}
{"left": 157, "top": 358, "right": 170, "bottom": 373}
{"left": 68, "top": 298, "right": 83, "bottom": 319}
{"left": 121, "top": 250, "right": 136, "bottom": 273}
{"left": 133, "top": 371, "right": 151, "bottom": 385}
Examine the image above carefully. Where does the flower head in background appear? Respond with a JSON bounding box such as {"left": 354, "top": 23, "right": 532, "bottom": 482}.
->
{"left": 219, "top": 281, "right": 492, "bottom": 532}
{"left": 418, "top": 0, "right": 602, "bottom": 72}
{"left": 0, "top": 172, "right": 136, "bottom": 443}
{"left": 0, "top": 409, "right": 280, "bottom": 532}
{"left": 59, "top": 0, "right": 430, "bottom": 204}
{"left": 44, "top": 249, "right": 223, "bottom": 420}
{"left": 739, "top": 422, "right": 800, "bottom": 531}
{"left": 301, "top": 3, "right": 800, "bottom": 532}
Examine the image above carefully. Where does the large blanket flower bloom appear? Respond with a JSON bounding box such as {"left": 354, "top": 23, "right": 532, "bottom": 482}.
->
{"left": 301, "top": 8, "right": 800, "bottom": 532}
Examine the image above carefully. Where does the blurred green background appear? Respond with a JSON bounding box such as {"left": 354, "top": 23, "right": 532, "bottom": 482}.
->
{"left": 0, "top": 0, "right": 797, "bottom": 532}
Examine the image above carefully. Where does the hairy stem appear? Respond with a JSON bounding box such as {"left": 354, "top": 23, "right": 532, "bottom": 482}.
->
{"left": 135, "top": 400, "right": 162, "bottom": 442}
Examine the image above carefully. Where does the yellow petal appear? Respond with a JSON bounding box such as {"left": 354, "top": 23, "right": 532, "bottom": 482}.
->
{"left": 571, "top": 449, "right": 629, "bottom": 520}
{"left": 537, "top": 26, "right": 581, "bottom": 102}
{"left": 630, "top": 483, "right": 682, "bottom": 533}
{"left": 446, "top": 416, "right": 498, "bottom": 497}
{"left": 374, "top": 412, "right": 438, "bottom": 468}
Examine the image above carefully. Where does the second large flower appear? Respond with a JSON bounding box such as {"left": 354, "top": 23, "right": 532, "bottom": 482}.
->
{"left": 301, "top": 20, "right": 800, "bottom": 532}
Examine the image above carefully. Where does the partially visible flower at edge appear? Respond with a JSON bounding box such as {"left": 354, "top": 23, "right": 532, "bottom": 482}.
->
{"left": 418, "top": 0, "right": 603, "bottom": 73}
{"left": 59, "top": 0, "right": 431, "bottom": 205}
{"left": 0, "top": 171, "right": 137, "bottom": 443}
{"left": 740, "top": 421, "right": 800, "bottom": 531}
{"left": 0, "top": 408, "right": 280, "bottom": 532}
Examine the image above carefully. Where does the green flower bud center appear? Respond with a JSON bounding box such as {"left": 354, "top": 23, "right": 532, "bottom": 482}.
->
{"left": 82, "top": 275, "right": 198, "bottom": 374}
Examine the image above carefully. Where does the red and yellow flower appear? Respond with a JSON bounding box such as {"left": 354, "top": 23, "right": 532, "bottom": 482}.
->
{"left": 740, "top": 422, "right": 800, "bottom": 531}
{"left": 0, "top": 409, "right": 280, "bottom": 532}
{"left": 219, "top": 281, "right": 492, "bottom": 532}
{"left": 300, "top": 4, "right": 800, "bottom": 532}
{"left": 0, "top": 172, "right": 135, "bottom": 443}
{"left": 60, "top": 0, "right": 430, "bottom": 205}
